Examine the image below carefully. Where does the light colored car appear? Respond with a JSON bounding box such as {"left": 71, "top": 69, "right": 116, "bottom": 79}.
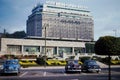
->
{"left": 0, "top": 59, "right": 20, "bottom": 75}
{"left": 65, "top": 60, "right": 81, "bottom": 73}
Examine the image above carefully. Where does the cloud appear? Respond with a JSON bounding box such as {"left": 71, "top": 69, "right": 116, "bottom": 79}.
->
{"left": 0, "top": 0, "right": 35, "bottom": 33}
{"left": 94, "top": 10, "right": 120, "bottom": 40}
{"left": 0, "top": 0, "right": 120, "bottom": 41}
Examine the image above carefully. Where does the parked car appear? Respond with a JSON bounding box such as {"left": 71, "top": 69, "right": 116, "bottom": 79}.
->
{"left": 0, "top": 59, "right": 20, "bottom": 75}
{"left": 81, "top": 60, "right": 101, "bottom": 73}
{"left": 65, "top": 60, "right": 81, "bottom": 73}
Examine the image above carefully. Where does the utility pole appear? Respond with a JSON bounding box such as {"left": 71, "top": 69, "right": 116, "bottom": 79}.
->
{"left": 0, "top": 26, "right": 6, "bottom": 37}
{"left": 43, "top": 24, "right": 49, "bottom": 68}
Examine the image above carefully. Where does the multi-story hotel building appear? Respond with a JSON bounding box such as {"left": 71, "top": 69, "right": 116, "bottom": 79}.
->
{"left": 27, "top": 1, "right": 94, "bottom": 41}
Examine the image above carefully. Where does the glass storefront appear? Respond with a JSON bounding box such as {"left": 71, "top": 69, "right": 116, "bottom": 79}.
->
{"left": 74, "top": 47, "right": 86, "bottom": 55}
{"left": 7, "top": 45, "right": 21, "bottom": 52}
{"left": 59, "top": 47, "right": 72, "bottom": 55}
{"left": 7, "top": 45, "right": 86, "bottom": 56}
{"left": 41, "top": 46, "right": 57, "bottom": 57}
{"left": 24, "top": 46, "right": 40, "bottom": 53}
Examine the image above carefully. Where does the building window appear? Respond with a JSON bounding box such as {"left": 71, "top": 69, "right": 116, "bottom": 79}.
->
{"left": 74, "top": 47, "right": 82, "bottom": 54}
{"left": 7, "top": 45, "right": 21, "bottom": 52}
{"left": 59, "top": 47, "right": 72, "bottom": 55}
{"left": 24, "top": 46, "right": 40, "bottom": 52}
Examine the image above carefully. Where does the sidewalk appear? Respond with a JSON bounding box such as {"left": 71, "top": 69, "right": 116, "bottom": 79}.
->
{"left": 96, "top": 61, "right": 120, "bottom": 68}
{"left": 21, "top": 66, "right": 64, "bottom": 70}
{"left": 21, "top": 65, "right": 120, "bottom": 70}
{"left": 96, "top": 61, "right": 108, "bottom": 68}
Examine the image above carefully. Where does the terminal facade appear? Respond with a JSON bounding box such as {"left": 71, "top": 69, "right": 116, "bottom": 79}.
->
{"left": 0, "top": 38, "right": 95, "bottom": 58}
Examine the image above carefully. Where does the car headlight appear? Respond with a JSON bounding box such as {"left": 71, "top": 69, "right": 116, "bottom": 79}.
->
{"left": 79, "top": 66, "right": 81, "bottom": 68}
{"left": 68, "top": 66, "right": 71, "bottom": 68}
{"left": 0, "top": 65, "right": 4, "bottom": 69}
{"left": 88, "top": 66, "right": 91, "bottom": 68}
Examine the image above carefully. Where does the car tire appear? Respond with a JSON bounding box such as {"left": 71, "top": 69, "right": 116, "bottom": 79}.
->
{"left": 97, "top": 71, "right": 100, "bottom": 73}
{"left": 81, "top": 69, "right": 84, "bottom": 72}
{"left": 65, "top": 70, "right": 67, "bottom": 73}
{"left": 65, "top": 71, "right": 67, "bottom": 73}
{"left": 0, "top": 73, "right": 3, "bottom": 76}
{"left": 78, "top": 71, "right": 81, "bottom": 74}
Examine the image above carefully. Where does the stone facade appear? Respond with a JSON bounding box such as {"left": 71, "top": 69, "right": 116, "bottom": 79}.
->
{"left": 0, "top": 38, "right": 87, "bottom": 58}
{"left": 27, "top": 1, "right": 94, "bottom": 41}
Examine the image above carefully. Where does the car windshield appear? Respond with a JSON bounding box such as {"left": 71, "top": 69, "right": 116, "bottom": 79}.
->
{"left": 5, "top": 61, "right": 18, "bottom": 64}
{"left": 73, "top": 60, "right": 79, "bottom": 64}
{"left": 68, "top": 60, "right": 79, "bottom": 65}
{"left": 87, "top": 61, "right": 97, "bottom": 65}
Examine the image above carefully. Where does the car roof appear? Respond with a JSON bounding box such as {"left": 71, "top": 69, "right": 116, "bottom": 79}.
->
{"left": 5, "top": 59, "right": 19, "bottom": 62}
{"left": 67, "top": 60, "right": 79, "bottom": 64}
{"left": 67, "top": 60, "right": 78, "bottom": 61}
{"left": 84, "top": 60, "right": 96, "bottom": 62}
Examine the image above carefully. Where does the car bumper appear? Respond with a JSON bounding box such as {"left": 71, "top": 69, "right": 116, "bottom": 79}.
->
{"left": 66, "top": 68, "right": 81, "bottom": 72}
{"left": 2, "top": 70, "right": 19, "bottom": 74}
{"left": 88, "top": 69, "right": 101, "bottom": 72}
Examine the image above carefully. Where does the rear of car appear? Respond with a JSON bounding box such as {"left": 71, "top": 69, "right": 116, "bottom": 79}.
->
{"left": 81, "top": 60, "right": 101, "bottom": 73}
{"left": 0, "top": 59, "right": 20, "bottom": 75}
{"left": 65, "top": 60, "right": 81, "bottom": 73}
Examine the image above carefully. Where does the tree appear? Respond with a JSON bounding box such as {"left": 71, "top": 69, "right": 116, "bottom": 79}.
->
{"left": 95, "top": 36, "right": 120, "bottom": 55}
{"left": 3, "top": 31, "right": 26, "bottom": 38}
{"left": 94, "top": 36, "right": 120, "bottom": 80}
{"left": 12, "top": 31, "right": 26, "bottom": 38}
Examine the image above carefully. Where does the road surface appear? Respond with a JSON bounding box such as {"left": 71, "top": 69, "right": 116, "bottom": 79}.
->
{"left": 0, "top": 67, "right": 120, "bottom": 80}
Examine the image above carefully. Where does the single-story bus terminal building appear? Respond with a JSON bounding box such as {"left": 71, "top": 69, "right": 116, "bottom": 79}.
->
{"left": 0, "top": 37, "right": 95, "bottom": 59}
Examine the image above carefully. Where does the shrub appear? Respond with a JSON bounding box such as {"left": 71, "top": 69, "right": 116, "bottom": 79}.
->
{"left": 19, "top": 60, "right": 38, "bottom": 67}
{"left": 3, "top": 54, "right": 15, "bottom": 59}
{"left": 111, "top": 60, "right": 120, "bottom": 65}
{"left": 36, "top": 56, "right": 46, "bottom": 65}
{"left": 56, "top": 60, "right": 67, "bottom": 66}
{"left": 78, "top": 61, "right": 83, "bottom": 65}
{"left": 100, "top": 57, "right": 110, "bottom": 64}
{"left": 46, "top": 60, "right": 57, "bottom": 66}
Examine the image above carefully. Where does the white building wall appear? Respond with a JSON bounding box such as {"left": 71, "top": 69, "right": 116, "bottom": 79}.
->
{"left": 0, "top": 38, "right": 85, "bottom": 56}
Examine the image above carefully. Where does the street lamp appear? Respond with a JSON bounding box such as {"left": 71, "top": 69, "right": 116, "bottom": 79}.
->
{"left": 43, "top": 24, "right": 49, "bottom": 68}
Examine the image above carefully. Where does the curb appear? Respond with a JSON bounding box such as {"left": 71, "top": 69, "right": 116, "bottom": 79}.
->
{"left": 21, "top": 66, "right": 64, "bottom": 70}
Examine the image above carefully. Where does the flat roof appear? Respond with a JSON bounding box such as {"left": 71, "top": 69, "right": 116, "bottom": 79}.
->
{"left": 24, "top": 36, "right": 94, "bottom": 42}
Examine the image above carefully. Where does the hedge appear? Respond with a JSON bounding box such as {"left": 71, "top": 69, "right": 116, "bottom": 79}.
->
{"left": 111, "top": 60, "right": 120, "bottom": 65}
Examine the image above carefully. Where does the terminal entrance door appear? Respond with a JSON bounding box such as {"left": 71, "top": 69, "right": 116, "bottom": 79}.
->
{"left": 46, "top": 47, "right": 54, "bottom": 58}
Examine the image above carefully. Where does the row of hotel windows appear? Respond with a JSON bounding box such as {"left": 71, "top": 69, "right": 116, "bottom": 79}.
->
{"left": 32, "top": 10, "right": 91, "bottom": 20}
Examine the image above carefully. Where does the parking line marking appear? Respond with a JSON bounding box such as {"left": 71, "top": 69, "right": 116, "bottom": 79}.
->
{"left": 63, "top": 70, "right": 67, "bottom": 76}
{"left": 43, "top": 71, "right": 46, "bottom": 76}
{"left": 19, "top": 72, "right": 28, "bottom": 77}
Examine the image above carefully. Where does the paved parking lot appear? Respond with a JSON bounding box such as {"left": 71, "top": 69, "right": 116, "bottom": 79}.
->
{"left": 0, "top": 66, "right": 120, "bottom": 80}
{"left": 0, "top": 63, "right": 120, "bottom": 80}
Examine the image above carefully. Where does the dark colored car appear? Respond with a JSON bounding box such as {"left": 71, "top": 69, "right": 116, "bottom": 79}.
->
{"left": 0, "top": 59, "right": 20, "bottom": 75}
{"left": 81, "top": 60, "right": 101, "bottom": 73}
{"left": 65, "top": 60, "right": 81, "bottom": 73}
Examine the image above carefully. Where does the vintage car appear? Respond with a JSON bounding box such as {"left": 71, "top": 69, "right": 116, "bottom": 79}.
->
{"left": 0, "top": 59, "right": 20, "bottom": 75}
{"left": 65, "top": 60, "right": 81, "bottom": 73}
{"left": 81, "top": 60, "right": 101, "bottom": 73}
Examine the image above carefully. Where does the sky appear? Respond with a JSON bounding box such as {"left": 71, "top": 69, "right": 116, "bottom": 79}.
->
{"left": 0, "top": 0, "right": 120, "bottom": 41}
